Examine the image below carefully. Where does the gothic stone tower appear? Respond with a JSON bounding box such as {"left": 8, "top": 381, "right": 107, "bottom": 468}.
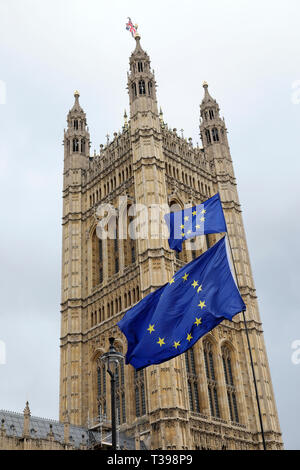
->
{"left": 59, "top": 34, "right": 283, "bottom": 450}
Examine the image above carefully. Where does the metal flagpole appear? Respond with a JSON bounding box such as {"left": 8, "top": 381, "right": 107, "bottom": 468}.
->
{"left": 226, "top": 234, "right": 267, "bottom": 450}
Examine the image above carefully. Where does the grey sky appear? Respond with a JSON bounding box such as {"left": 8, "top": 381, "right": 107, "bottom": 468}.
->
{"left": 0, "top": 0, "right": 299, "bottom": 449}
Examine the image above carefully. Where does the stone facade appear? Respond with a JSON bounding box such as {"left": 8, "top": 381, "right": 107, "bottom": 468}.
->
{"left": 59, "top": 33, "right": 283, "bottom": 450}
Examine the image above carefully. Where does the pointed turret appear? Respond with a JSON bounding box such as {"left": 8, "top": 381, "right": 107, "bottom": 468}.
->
{"left": 64, "top": 91, "right": 90, "bottom": 165}
{"left": 127, "top": 33, "right": 158, "bottom": 120}
{"left": 23, "top": 401, "right": 31, "bottom": 437}
{"left": 199, "top": 82, "right": 228, "bottom": 153}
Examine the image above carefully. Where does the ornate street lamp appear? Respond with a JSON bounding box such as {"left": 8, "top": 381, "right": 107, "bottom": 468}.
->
{"left": 101, "top": 337, "right": 124, "bottom": 450}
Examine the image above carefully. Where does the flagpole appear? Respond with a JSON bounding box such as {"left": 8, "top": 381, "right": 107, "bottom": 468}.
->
{"left": 226, "top": 235, "right": 267, "bottom": 450}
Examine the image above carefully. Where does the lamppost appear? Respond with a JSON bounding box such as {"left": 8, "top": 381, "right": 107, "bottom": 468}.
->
{"left": 100, "top": 337, "right": 123, "bottom": 450}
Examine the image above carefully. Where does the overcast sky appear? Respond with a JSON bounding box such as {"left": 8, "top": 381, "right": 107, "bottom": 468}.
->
{"left": 0, "top": 0, "right": 299, "bottom": 450}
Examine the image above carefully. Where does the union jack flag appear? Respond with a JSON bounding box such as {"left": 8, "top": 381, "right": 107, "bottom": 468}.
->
{"left": 126, "top": 17, "right": 138, "bottom": 38}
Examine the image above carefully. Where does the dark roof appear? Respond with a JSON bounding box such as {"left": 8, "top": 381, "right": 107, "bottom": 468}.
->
{"left": 0, "top": 409, "right": 146, "bottom": 450}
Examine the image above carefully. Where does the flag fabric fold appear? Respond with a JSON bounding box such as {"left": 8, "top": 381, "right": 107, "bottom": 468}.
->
{"left": 117, "top": 236, "right": 245, "bottom": 369}
{"left": 164, "top": 193, "right": 227, "bottom": 252}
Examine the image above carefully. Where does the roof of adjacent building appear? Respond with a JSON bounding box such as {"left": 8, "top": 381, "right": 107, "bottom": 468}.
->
{"left": 0, "top": 409, "right": 144, "bottom": 450}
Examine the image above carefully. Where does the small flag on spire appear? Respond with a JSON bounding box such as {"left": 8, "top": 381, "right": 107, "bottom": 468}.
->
{"left": 126, "top": 17, "right": 138, "bottom": 38}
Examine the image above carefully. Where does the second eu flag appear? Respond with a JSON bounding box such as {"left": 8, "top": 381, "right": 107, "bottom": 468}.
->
{"left": 164, "top": 192, "right": 227, "bottom": 252}
{"left": 117, "top": 236, "right": 245, "bottom": 369}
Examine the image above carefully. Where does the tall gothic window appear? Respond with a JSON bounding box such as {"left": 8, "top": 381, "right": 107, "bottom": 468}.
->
{"left": 212, "top": 128, "right": 219, "bottom": 142}
{"left": 73, "top": 138, "right": 79, "bottom": 152}
{"left": 99, "top": 239, "right": 103, "bottom": 284}
{"left": 205, "top": 130, "right": 211, "bottom": 145}
{"left": 81, "top": 138, "right": 86, "bottom": 153}
{"left": 96, "top": 361, "right": 107, "bottom": 418}
{"left": 185, "top": 347, "right": 200, "bottom": 412}
{"left": 222, "top": 346, "right": 239, "bottom": 423}
{"left": 203, "top": 340, "right": 220, "bottom": 418}
{"left": 148, "top": 81, "right": 153, "bottom": 96}
{"left": 132, "top": 82, "right": 137, "bottom": 98}
{"left": 74, "top": 119, "right": 79, "bottom": 130}
{"left": 138, "top": 61, "right": 143, "bottom": 72}
{"left": 123, "top": 206, "right": 137, "bottom": 267}
{"left": 114, "top": 234, "right": 119, "bottom": 274}
{"left": 134, "top": 369, "right": 146, "bottom": 417}
{"left": 209, "top": 109, "right": 214, "bottom": 119}
{"left": 92, "top": 231, "right": 103, "bottom": 287}
{"left": 139, "top": 80, "right": 146, "bottom": 95}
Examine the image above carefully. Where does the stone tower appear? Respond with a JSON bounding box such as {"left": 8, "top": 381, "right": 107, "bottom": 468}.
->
{"left": 59, "top": 35, "right": 283, "bottom": 450}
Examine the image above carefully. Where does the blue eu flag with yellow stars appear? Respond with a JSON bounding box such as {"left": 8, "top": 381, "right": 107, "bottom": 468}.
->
{"left": 117, "top": 236, "right": 245, "bottom": 369}
{"left": 164, "top": 193, "right": 227, "bottom": 252}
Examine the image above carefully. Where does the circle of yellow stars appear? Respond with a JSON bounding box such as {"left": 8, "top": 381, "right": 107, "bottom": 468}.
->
{"left": 147, "top": 267, "right": 206, "bottom": 350}
{"left": 180, "top": 207, "right": 206, "bottom": 239}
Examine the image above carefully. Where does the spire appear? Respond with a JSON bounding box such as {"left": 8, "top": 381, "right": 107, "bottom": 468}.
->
{"left": 123, "top": 109, "right": 128, "bottom": 130}
{"left": 199, "top": 83, "right": 228, "bottom": 151}
{"left": 71, "top": 90, "right": 84, "bottom": 113}
{"left": 23, "top": 401, "right": 31, "bottom": 437}
{"left": 130, "top": 32, "right": 149, "bottom": 60}
{"left": 159, "top": 107, "right": 165, "bottom": 128}
{"left": 64, "top": 91, "right": 90, "bottom": 161}
{"left": 0, "top": 419, "right": 6, "bottom": 438}
{"left": 127, "top": 33, "right": 158, "bottom": 119}
{"left": 201, "top": 81, "right": 215, "bottom": 105}
{"left": 200, "top": 82, "right": 220, "bottom": 114}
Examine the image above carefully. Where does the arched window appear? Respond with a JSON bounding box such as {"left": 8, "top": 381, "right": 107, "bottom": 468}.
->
{"left": 203, "top": 340, "right": 220, "bottom": 418}
{"left": 96, "top": 361, "right": 107, "bottom": 417}
{"left": 132, "top": 82, "right": 137, "bottom": 98}
{"left": 205, "top": 130, "right": 211, "bottom": 145}
{"left": 148, "top": 81, "right": 153, "bottom": 96}
{"left": 134, "top": 369, "right": 146, "bottom": 417}
{"left": 73, "top": 138, "right": 79, "bottom": 152}
{"left": 81, "top": 138, "right": 86, "bottom": 153}
{"left": 123, "top": 206, "right": 137, "bottom": 267}
{"left": 133, "top": 288, "right": 136, "bottom": 304}
{"left": 74, "top": 120, "right": 78, "bottom": 130}
{"left": 139, "top": 80, "right": 146, "bottom": 95}
{"left": 114, "top": 223, "right": 119, "bottom": 274}
{"left": 138, "top": 61, "right": 143, "bottom": 72}
{"left": 92, "top": 231, "right": 103, "bottom": 287}
{"left": 209, "top": 109, "right": 214, "bottom": 120}
{"left": 222, "top": 346, "right": 239, "bottom": 423}
{"left": 185, "top": 347, "right": 200, "bottom": 412}
{"left": 212, "top": 128, "right": 219, "bottom": 142}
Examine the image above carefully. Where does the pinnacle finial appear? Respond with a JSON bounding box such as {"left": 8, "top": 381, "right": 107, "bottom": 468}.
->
{"left": 74, "top": 90, "right": 80, "bottom": 98}
{"left": 24, "top": 401, "right": 30, "bottom": 416}
{"left": 203, "top": 81, "right": 208, "bottom": 88}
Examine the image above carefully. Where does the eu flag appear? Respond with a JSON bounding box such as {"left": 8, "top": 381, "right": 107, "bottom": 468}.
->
{"left": 117, "top": 236, "right": 245, "bottom": 369}
{"left": 164, "top": 192, "right": 227, "bottom": 252}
